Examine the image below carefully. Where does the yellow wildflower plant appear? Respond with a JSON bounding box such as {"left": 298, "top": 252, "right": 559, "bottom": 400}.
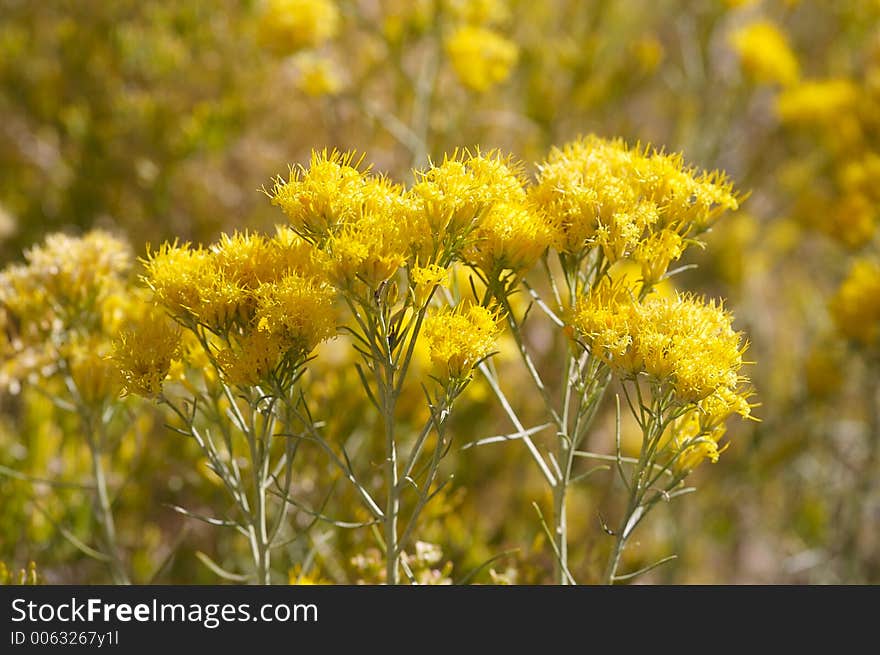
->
{"left": 444, "top": 26, "right": 518, "bottom": 93}
{"left": 255, "top": 273, "right": 336, "bottom": 357}
{"left": 575, "top": 290, "right": 749, "bottom": 406}
{"left": 729, "top": 20, "right": 800, "bottom": 87}
{"left": 256, "top": 0, "right": 340, "bottom": 56}
{"left": 409, "top": 264, "right": 449, "bottom": 307}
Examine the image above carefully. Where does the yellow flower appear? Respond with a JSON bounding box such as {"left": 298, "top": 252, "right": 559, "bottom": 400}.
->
{"left": 464, "top": 201, "right": 553, "bottom": 276}
{"left": 321, "top": 185, "right": 413, "bottom": 290}
{"left": 217, "top": 330, "right": 285, "bottom": 387}
{"left": 531, "top": 136, "right": 737, "bottom": 260}
{"left": 444, "top": 26, "right": 518, "bottom": 92}
{"left": 256, "top": 0, "right": 340, "bottom": 56}
{"left": 112, "top": 307, "right": 182, "bottom": 398}
{"left": 631, "top": 228, "right": 685, "bottom": 284}
{"left": 574, "top": 288, "right": 749, "bottom": 406}
{"left": 423, "top": 304, "right": 499, "bottom": 380}
{"left": 829, "top": 258, "right": 880, "bottom": 347}
{"left": 410, "top": 150, "right": 526, "bottom": 260}
{"left": 663, "top": 411, "right": 726, "bottom": 473}
{"left": 729, "top": 20, "right": 800, "bottom": 87}
{"left": 255, "top": 273, "right": 336, "bottom": 355}
{"left": 270, "top": 149, "right": 368, "bottom": 240}
{"left": 143, "top": 241, "right": 213, "bottom": 322}
{"left": 409, "top": 264, "right": 449, "bottom": 307}
{"left": 0, "top": 230, "right": 131, "bottom": 330}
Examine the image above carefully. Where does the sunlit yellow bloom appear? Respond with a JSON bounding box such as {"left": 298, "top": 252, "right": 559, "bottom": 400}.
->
{"left": 410, "top": 150, "right": 526, "bottom": 259}
{"left": 423, "top": 304, "right": 499, "bottom": 380}
{"left": 321, "top": 187, "right": 412, "bottom": 289}
{"left": 143, "top": 241, "right": 212, "bottom": 322}
{"left": 465, "top": 201, "right": 553, "bottom": 276}
{"left": 631, "top": 228, "right": 685, "bottom": 284}
{"left": 409, "top": 264, "right": 449, "bottom": 307}
{"left": 532, "top": 136, "right": 737, "bottom": 259}
{"left": 270, "top": 149, "right": 367, "bottom": 240}
{"left": 444, "top": 26, "right": 518, "bottom": 92}
{"left": 256, "top": 0, "right": 340, "bottom": 56}
{"left": 217, "top": 330, "right": 285, "bottom": 387}
{"left": 574, "top": 288, "right": 749, "bottom": 406}
{"left": 829, "top": 258, "right": 880, "bottom": 347}
{"left": 112, "top": 307, "right": 182, "bottom": 397}
{"left": 730, "top": 20, "right": 800, "bottom": 87}
{"left": 256, "top": 273, "right": 336, "bottom": 355}
{"left": 663, "top": 411, "right": 725, "bottom": 472}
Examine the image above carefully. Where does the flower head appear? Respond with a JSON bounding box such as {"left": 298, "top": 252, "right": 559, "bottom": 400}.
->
{"left": 531, "top": 136, "right": 738, "bottom": 261}
{"left": 730, "top": 20, "right": 800, "bottom": 87}
{"left": 410, "top": 150, "right": 526, "bottom": 261}
{"left": 423, "top": 304, "right": 499, "bottom": 380}
{"left": 574, "top": 287, "right": 749, "bottom": 407}
{"left": 270, "top": 149, "right": 368, "bottom": 241}
{"left": 112, "top": 306, "right": 182, "bottom": 398}
{"left": 444, "top": 26, "right": 518, "bottom": 92}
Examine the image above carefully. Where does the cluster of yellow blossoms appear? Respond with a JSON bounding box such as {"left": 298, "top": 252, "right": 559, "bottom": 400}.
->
{"left": 3, "top": 136, "right": 747, "bottom": 470}
{"left": 0, "top": 230, "right": 133, "bottom": 403}
{"left": 531, "top": 136, "right": 738, "bottom": 283}
{"left": 730, "top": 19, "right": 800, "bottom": 87}
{"left": 443, "top": 0, "right": 518, "bottom": 92}
{"left": 574, "top": 280, "right": 752, "bottom": 469}
{"left": 128, "top": 228, "right": 336, "bottom": 390}
{"left": 774, "top": 35, "right": 880, "bottom": 249}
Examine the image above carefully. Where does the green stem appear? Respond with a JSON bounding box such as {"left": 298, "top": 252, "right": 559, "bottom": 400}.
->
{"left": 87, "top": 422, "right": 129, "bottom": 585}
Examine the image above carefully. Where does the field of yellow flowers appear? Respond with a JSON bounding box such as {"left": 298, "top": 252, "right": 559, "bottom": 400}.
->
{"left": 1, "top": 0, "right": 878, "bottom": 585}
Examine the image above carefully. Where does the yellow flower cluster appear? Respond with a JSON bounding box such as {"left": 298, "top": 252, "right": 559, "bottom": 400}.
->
{"left": 444, "top": 25, "right": 518, "bottom": 93}
{"left": 531, "top": 136, "right": 738, "bottom": 282}
{"left": 775, "top": 38, "right": 880, "bottom": 249}
{"left": 0, "top": 231, "right": 132, "bottom": 399}
{"left": 423, "top": 304, "right": 499, "bottom": 381}
{"left": 729, "top": 20, "right": 800, "bottom": 87}
{"left": 256, "top": 0, "right": 340, "bottom": 56}
{"left": 829, "top": 258, "right": 880, "bottom": 348}
{"left": 140, "top": 228, "right": 335, "bottom": 390}
{"left": 573, "top": 280, "right": 750, "bottom": 408}
{"left": 113, "top": 307, "right": 182, "bottom": 397}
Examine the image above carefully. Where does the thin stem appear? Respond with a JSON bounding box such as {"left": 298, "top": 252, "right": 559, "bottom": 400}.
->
{"left": 87, "top": 415, "right": 129, "bottom": 585}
